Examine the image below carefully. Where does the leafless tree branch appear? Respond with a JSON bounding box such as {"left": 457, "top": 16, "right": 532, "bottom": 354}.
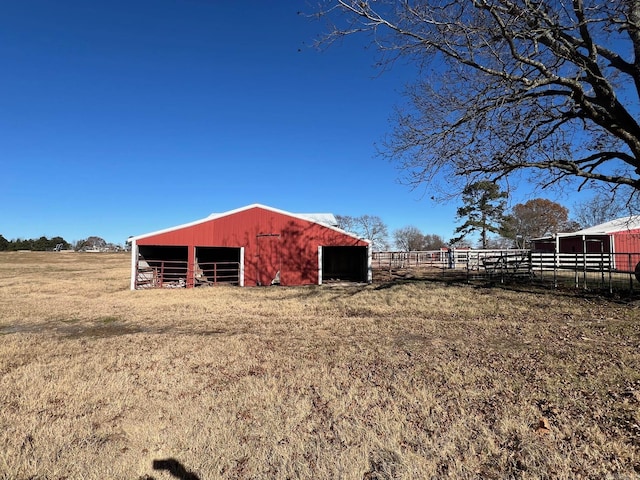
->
{"left": 314, "top": 0, "right": 640, "bottom": 199}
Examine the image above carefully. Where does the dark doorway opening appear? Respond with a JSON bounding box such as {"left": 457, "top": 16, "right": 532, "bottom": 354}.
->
{"left": 137, "top": 245, "right": 188, "bottom": 287}
{"left": 322, "top": 246, "right": 368, "bottom": 282}
{"left": 195, "top": 247, "right": 241, "bottom": 285}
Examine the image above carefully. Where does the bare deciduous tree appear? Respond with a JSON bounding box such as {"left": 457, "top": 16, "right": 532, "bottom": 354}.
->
{"left": 423, "top": 233, "right": 446, "bottom": 250}
{"left": 316, "top": 1, "right": 640, "bottom": 200}
{"left": 336, "top": 214, "right": 390, "bottom": 251}
{"left": 503, "top": 198, "right": 572, "bottom": 246}
{"left": 394, "top": 226, "right": 423, "bottom": 251}
{"left": 574, "top": 193, "right": 629, "bottom": 228}
{"left": 335, "top": 214, "right": 357, "bottom": 234}
{"left": 394, "top": 226, "right": 447, "bottom": 251}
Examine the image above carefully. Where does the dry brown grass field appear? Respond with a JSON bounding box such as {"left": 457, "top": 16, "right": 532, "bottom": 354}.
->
{"left": 1, "top": 252, "right": 639, "bottom": 480}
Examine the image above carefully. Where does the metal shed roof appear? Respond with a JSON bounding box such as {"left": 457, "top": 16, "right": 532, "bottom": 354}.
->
{"left": 569, "top": 215, "right": 640, "bottom": 235}
{"left": 532, "top": 215, "right": 640, "bottom": 241}
{"left": 207, "top": 210, "right": 338, "bottom": 228}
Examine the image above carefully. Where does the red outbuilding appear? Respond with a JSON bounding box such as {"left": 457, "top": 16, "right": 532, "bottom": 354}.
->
{"left": 531, "top": 215, "right": 640, "bottom": 272}
{"left": 128, "top": 204, "right": 371, "bottom": 289}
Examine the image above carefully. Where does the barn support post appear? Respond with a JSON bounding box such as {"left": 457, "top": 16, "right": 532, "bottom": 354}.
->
{"left": 609, "top": 236, "right": 616, "bottom": 270}
{"left": 630, "top": 253, "right": 634, "bottom": 293}
{"left": 186, "top": 247, "right": 195, "bottom": 288}
{"left": 158, "top": 262, "right": 165, "bottom": 288}
{"left": 318, "top": 246, "right": 323, "bottom": 285}
{"left": 465, "top": 254, "right": 469, "bottom": 283}
{"left": 582, "top": 235, "right": 587, "bottom": 290}
{"left": 608, "top": 252, "right": 613, "bottom": 294}
{"left": 597, "top": 242, "right": 605, "bottom": 290}
{"left": 239, "top": 247, "right": 245, "bottom": 287}
{"left": 130, "top": 240, "right": 138, "bottom": 290}
{"left": 367, "top": 244, "right": 372, "bottom": 284}
{"left": 553, "top": 238, "right": 558, "bottom": 288}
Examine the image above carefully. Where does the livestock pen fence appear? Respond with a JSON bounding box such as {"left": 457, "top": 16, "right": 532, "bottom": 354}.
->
{"left": 372, "top": 249, "right": 531, "bottom": 271}
{"left": 135, "top": 259, "right": 240, "bottom": 289}
{"left": 372, "top": 249, "right": 640, "bottom": 294}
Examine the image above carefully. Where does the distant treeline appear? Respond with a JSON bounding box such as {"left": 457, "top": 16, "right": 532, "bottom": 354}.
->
{"left": 0, "top": 235, "right": 125, "bottom": 252}
{"left": 0, "top": 235, "right": 71, "bottom": 251}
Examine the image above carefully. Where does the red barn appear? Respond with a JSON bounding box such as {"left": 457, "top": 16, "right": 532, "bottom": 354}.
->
{"left": 128, "top": 204, "right": 371, "bottom": 289}
{"left": 531, "top": 215, "right": 640, "bottom": 272}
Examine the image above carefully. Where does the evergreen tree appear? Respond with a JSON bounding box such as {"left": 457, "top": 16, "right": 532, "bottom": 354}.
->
{"left": 451, "top": 181, "right": 508, "bottom": 249}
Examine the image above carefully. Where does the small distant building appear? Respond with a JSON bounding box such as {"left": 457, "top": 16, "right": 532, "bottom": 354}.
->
{"left": 128, "top": 204, "right": 371, "bottom": 289}
{"left": 531, "top": 215, "right": 640, "bottom": 271}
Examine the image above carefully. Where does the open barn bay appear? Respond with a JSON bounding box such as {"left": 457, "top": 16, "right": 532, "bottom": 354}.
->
{"left": 1, "top": 252, "right": 639, "bottom": 479}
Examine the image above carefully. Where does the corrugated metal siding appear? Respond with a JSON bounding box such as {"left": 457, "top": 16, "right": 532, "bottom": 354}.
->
{"left": 612, "top": 229, "right": 640, "bottom": 252}
{"left": 135, "top": 206, "right": 368, "bottom": 286}
{"left": 612, "top": 229, "right": 640, "bottom": 271}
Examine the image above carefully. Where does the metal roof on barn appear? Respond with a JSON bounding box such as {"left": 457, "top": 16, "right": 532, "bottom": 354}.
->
{"left": 131, "top": 204, "right": 347, "bottom": 242}
{"left": 207, "top": 210, "right": 338, "bottom": 228}
{"left": 569, "top": 215, "right": 640, "bottom": 235}
{"left": 532, "top": 215, "right": 640, "bottom": 241}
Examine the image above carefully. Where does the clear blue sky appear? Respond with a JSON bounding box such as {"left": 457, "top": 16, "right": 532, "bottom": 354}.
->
{"left": 0, "top": 1, "right": 586, "bottom": 246}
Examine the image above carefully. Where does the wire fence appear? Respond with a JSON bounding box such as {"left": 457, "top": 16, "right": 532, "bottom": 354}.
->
{"left": 372, "top": 249, "right": 640, "bottom": 295}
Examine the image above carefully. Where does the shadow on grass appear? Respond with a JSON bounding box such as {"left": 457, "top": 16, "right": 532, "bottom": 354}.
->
{"left": 372, "top": 269, "right": 640, "bottom": 303}
{"left": 139, "top": 458, "right": 201, "bottom": 480}
{"left": 373, "top": 272, "right": 468, "bottom": 291}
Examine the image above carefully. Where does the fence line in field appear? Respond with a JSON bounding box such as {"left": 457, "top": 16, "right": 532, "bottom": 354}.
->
{"left": 530, "top": 252, "right": 640, "bottom": 293}
{"left": 372, "top": 249, "right": 640, "bottom": 294}
{"left": 371, "top": 249, "right": 530, "bottom": 270}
